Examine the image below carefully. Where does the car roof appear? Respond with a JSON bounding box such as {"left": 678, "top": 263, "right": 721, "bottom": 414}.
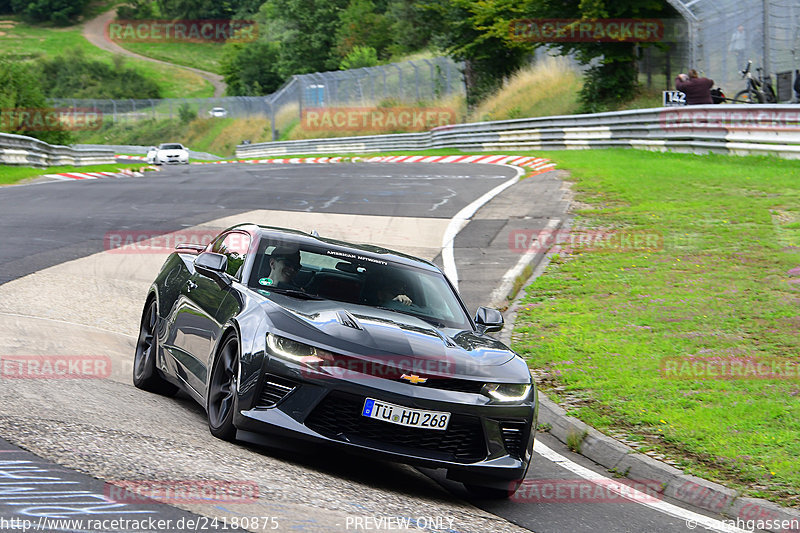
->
{"left": 228, "top": 223, "right": 441, "bottom": 272}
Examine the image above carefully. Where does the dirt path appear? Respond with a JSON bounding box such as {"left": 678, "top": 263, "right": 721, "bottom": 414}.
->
{"left": 82, "top": 9, "right": 226, "bottom": 97}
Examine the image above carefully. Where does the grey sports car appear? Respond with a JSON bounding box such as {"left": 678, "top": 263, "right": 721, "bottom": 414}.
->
{"left": 134, "top": 224, "right": 537, "bottom": 497}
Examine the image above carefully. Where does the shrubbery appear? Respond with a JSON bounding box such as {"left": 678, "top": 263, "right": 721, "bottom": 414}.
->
{"left": 0, "top": 57, "right": 73, "bottom": 144}
{"left": 2, "top": 0, "right": 89, "bottom": 25}
{"left": 37, "top": 49, "right": 161, "bottom": 99}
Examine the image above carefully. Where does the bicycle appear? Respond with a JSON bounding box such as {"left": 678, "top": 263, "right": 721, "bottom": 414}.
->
{"left": 732, "top": 61, "right": 777, "bottom": 103}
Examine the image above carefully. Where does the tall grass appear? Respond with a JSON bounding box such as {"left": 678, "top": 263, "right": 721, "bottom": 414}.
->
{"left": 469, "top": 56, "right": 583, "bottom": 122}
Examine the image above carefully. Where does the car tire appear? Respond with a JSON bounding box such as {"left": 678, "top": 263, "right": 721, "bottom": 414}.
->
{"left": 133, "top": 300, "right": 179, "bottom": 396}
{"left": 207, "top": 332, "right": 240, "bottom": 441}
{"left": 464, "top": 481, "right": 521, "bottom": 499}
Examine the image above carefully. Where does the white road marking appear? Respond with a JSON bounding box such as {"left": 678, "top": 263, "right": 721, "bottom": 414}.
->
{"left": 534, "top": 441, "right": 748, "bottom": 533}
{"left": 489, "top": 218, "right": 561, "bottom": 306}
{"left": 442, "top": 165, "right": 524, "bottom": 291}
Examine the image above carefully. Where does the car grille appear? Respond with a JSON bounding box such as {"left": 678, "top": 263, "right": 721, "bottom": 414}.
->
{"left": 255, "top": 375, "right": 297, "bottom": 408}
{"left": 402, "top": 377, "right": 484, "bottom": 394}
{"left": 500, "top": 421, "right": 528, "bottom": 459}
{"left": 328, "top": 354, "right": 484, "bottom": 394}
{"left": 305, "top": 391, "right": 487, "bottom": 463}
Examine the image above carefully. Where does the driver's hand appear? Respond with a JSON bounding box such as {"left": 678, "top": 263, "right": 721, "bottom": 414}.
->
{"left": 394, "top": 294, "right": 412, "bottom": 306}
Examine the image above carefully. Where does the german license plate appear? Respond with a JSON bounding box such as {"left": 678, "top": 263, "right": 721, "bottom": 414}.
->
{"left": 362, "top": 398, "right": 450, "bottom": 430}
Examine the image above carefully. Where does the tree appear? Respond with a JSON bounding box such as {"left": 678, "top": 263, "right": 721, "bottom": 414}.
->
{"left": 384, "top": 0, "right": 434, "bottom": 57}
{"left": 527, "top": 0, "right": 676, "bottom": 111}
{"left": 220, "top": 40, "right": 284, "bottom": 95}
{"left": 339, "top": 45, "right": 379, "bottom": 70}
{"left": 258, "top": 0, "right": 350, "bottom": 77}
{"left": 0, "top": 58, "right": 72, "bottom": 145}
{"left": 10, "top": 0, "right": 89, "bottom": 24}
{"left": 155, "top": 0, "right": 233, "bottom": 19}
{"left": 335, "top": 0, "right": 392, "bottom": 60}
{"left": 419, "top": 0, "right": 535, "bottom": 106}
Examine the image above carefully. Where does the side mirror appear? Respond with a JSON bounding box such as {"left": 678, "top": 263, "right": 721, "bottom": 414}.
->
{"left": 194, "top": 252, "right": 229, "bottom": 286}
{"left": 475, "top": 306, "right": 504, "bottom": 333}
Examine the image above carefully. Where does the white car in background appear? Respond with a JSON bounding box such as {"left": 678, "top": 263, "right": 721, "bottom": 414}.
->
{"left": 153, "top": 143, "right": 189, "bottom": 165}
{"left": 209, "top": 107, "right": 228, "bottom": 117}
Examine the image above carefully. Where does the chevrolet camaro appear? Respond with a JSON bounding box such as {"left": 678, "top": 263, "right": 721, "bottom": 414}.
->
{"left": 133, "top": 224, "right": 537, "bottom": 497}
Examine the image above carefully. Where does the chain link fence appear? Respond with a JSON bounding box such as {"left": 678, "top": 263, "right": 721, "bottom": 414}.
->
{"left": 665, "top": 0, "right": 799, "bottom": 99}
{"left": 50, "top": 56, "right": 465, "bottom": 140}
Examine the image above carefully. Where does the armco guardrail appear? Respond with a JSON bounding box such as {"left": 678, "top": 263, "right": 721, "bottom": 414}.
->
{"left": 74, "top": 144, "right": 221, "bottom": 161}
{"left": 236, "top": 105, "right": 800, "bottom": 159}
{"left": 1, "top": 133, "right": 115, "bottom": 167}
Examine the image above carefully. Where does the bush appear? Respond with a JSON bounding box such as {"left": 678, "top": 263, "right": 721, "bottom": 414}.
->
{"left": 116, "top": 0, "right": 157, "bottom": 20}
{"left": 10, "top": 0, "right": 88, "bottom": 24}
{"left": 178, "top": 103, "right": 197, "bottom": 123}
{"left": 339, "top": 46, "right": 379, "bottom": 70}
{"left": 0, "top": 58, "right": 73, "bottom": 145}
{"left": 36, "top": 48, "right": 161, "bottom": 99}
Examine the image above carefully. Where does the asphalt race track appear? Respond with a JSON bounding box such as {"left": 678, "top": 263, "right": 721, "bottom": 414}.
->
{"left": 0, "top": 163, "right": 742, "bottom": 532}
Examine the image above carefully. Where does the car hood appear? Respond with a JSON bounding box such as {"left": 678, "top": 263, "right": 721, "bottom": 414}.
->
{"left": 258, "top": 294, "right": 519, "bottom": 379}
{"left": 158, "top": 149, "right": 187, "bottom": 155}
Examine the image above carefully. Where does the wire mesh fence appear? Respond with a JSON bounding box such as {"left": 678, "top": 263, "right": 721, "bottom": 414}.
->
{"left": 50, "top": 56, "right": 465, "bottom": 140}
{"left": 666, "top": 0, "right": 799, "bottom": 99}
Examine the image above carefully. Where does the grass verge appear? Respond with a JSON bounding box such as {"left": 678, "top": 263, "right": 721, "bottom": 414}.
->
{"left": 0, "top": 162, "right": 149, "bottom": 185}
{"left": 0, "top": 18, "right": 212, "bottom": 98}
{"left": 511, "top": 148, "right": 800, "bottom": 505}
{"left": 112, "top": 41, "right": 224, "bottom": 75}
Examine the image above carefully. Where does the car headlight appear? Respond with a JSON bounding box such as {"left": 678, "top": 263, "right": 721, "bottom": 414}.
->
{"left": 482, "top": 383, "right": 532, "bottom": 402}
{"left": 266, "top": 334, "right": 334, "bottom": 366}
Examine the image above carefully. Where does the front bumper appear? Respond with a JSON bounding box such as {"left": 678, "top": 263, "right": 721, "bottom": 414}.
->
{"left": 157, "top": 155, "right": 188, "bottom": 164}
{"left": 234, "top": 366, "right": 537, "bottom": 489}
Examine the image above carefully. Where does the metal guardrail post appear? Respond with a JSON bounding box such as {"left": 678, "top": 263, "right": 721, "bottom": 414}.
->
{"left": 409, "top": 61, "right": 420, "bottom": 102}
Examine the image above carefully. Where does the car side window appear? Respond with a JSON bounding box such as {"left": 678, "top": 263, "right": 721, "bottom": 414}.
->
{"left": 211, "top": 232, "right": 251, "bottom": 280}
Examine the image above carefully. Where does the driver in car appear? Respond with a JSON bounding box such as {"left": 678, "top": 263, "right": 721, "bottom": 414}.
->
{"left": 376, "top": 278, "right": 413, "bottom": 307}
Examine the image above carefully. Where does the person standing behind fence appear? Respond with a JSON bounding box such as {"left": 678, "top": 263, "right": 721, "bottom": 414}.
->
{"left": 728, "top": 25, "right": 747, "bottom": 72}
{"left": 675, "top": 70, "right": 714, "bottom": 105}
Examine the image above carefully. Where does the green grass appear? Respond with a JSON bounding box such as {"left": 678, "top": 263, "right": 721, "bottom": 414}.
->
{"left": 113, "top": 41, "right": 225, "bottom": 74}
{"left": 0, "top": 19, "right": 213, "bottom": 98}
{"left": 0, "top": 162, "right": 149, "bottom": 185}
{"left": 510, "top": 149, "right": 800, "bottom": 505}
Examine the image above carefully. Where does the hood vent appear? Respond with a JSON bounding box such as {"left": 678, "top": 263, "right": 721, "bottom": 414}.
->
{"left": 336, "top": 310, "right": 363, "bottom": 330}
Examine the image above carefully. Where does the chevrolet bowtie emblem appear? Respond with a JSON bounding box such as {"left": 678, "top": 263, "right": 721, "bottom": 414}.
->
{"left": 400, "top": 374, "right": 428, "bottom": 384}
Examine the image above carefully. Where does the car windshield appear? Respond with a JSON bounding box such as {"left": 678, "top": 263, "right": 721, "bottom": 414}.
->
{"left": 248, "top": 237, "right": 472, "bottom": 330}
{"left": 160, "top": 144, "right": 183, "bottom": 150}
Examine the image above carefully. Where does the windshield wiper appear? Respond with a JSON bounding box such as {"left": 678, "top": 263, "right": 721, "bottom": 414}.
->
{"left": 257, "top": 287, "right": 322, "bottom": 300}
{"left": 374, "top": 306, "right": 445, "bottom": 328}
